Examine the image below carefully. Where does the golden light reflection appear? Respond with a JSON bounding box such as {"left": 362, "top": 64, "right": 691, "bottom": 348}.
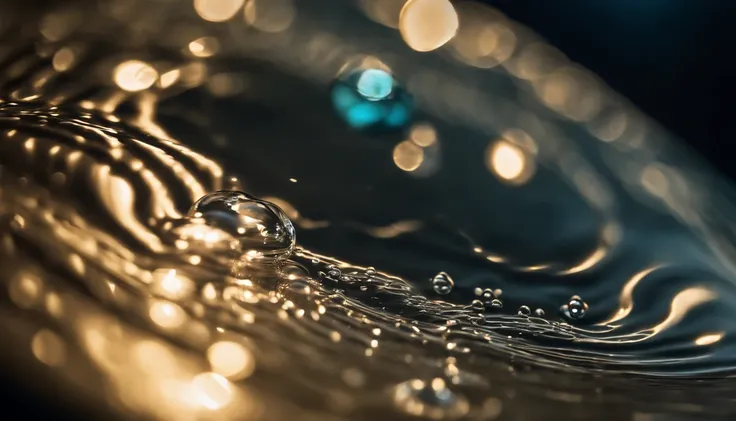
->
{"left": 207, "top": 341, "right": 256, "bottom": 380}
{"left": 151, "top": 269, "right": 196, "bottom": 300}
{"left": 179, "top": 62, "right": 209, "bottom": 88}
{"left": 133, "top": 340, "right": 178, "bottom": 376}
{"left": 69, "top": 305, "right": 250, "bottom": 421}
{"left": 8, "top": 274, "right": 43, "bottom": 309}
{"left": 366, "top": 220, "right": 423, "bottom": 238}
{"left": 194, "top": 0, "right": 245, "bottom": 23}
{"left": 191, "top": 372, "right": 233, "bottom": 410}
{"left": 641, "top": 163, "right": 669, "bottom": 198}
{"left": 45, "top": 292, "right": 64, "bottom": 318}
{"left": 189, "top": 36, "right": 220, "bottom": 58}
{"left": 581, "top": 287, "right": 717, "bottom": 345}
{"left": 558, "top": 246, "right": 606, "bottom": 275}
{"left": 149, "top": 300, "right": 187, "bottom": 329}
{"left": 31, "top": 329, "right": 66, "bottom": 367}
{"left": 244, "top": 0, "right": 296, "bottom": 33}
{"left": 409, "top": 123, "right": 437, "bottom": 147}
{"left": 159, "top": 69, "right": 181, "bottom": 88}
{"left": 502, "top": 128, "right": 538, "bottom": 155}
{"left": 399, "top": 0, "right": 459, "bottom": 52}
{"left": 393, "top": 378, "right": 469, "bottom": 418}
{"left": 598, "top": 265, "right": 662, "bottom": 326}
{"left": 208, "top": 73, "right": 246, "bottom": 97}
{"left": 203, "top": 283, "right": 218, "bottom": 300}
{"left": 113, "top": 60, "right": 158, "bottom": 92}
{"left": 40, "top": 10, "right": 80, "bottom": 42}
{"left": 655, "top": 287, "right": 717, "bottom": 334}
{"left": 174, "top": 221, "right": 231, "bottom": 248}
{"left": 507, "top": 42, "right": 565, "bottom": 81}
{"left": 262, "top": 196, "right": 329, "bottom": 229}
{"left": 695, "top": 332, "right": 724, "bottom": 346}
{"left": 94, "top": 167, "right": 165, "bottom": 251}
{"left": 486, "top": 140, "right": 535, "bottom": 185}
{"left": 449, "top": 5, "right": 517, "bottom": 69}
{"left": 393, "top": 140, "right": 425, "bottom": 172}
{"left": 533, "top": 67, "right": 602, "bottom": 122}
{"left": 588, "top": 111, "right": 629, "bottom": 142}
{"left": 52, "top": 47, "right": 75, "bottom": 72}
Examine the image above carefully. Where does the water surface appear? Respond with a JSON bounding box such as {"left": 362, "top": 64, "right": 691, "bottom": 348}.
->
{"left": 1, "top": 1, "right": 736, "bottom": 420}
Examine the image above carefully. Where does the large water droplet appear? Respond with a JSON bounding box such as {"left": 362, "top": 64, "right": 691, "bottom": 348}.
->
{"left": 331, "top": 61, "right": 413, "bottom": 131}
{"left": 561, "top": 295, "right": 589, "bottom": 320}
{"left": 175, "top": 191, "right": 295, "bottom": 263}
{"left": 393, "top": 378, "right": 469, "bottom": 418}
{"left": 431, "top": 271, "right": 454, "bottom": 295}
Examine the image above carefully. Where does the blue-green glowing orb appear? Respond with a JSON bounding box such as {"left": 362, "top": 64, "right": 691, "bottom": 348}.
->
{"left": 331, "top": 67, "right": 413, "bottom": 131}
{"left": 356, "top": 68, "right": 394, "bottom": 101}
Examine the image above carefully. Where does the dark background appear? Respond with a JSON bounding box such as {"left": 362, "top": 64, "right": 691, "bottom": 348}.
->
{"left": 491, "top": 0, "right": 735, "bottom": 178}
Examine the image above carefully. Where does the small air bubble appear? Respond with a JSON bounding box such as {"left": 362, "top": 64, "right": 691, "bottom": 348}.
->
{"left": 561, "top": 295, "right": 588, "bottom": 320}
{"left": 470, "top": 300, "right": 485, "bottom": 311}
{"left": 431, "top": 271, "right": 454, "bottom": 295}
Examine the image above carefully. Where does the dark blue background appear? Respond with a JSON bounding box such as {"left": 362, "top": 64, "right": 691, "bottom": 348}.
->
{"left": 491, "top": 0, "right": 734, "bottom": 178}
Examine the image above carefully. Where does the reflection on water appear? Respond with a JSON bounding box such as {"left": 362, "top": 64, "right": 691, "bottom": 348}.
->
{"left": 1, "top": 1, "right": 736, "bottom": 421}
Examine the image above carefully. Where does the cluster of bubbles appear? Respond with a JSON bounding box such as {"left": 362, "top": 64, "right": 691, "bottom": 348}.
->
{"left": 431, "top": 271, "right": 587, "bottom": 321}
{"left": 179, "top": 190, "right": 591, "bottom": 340}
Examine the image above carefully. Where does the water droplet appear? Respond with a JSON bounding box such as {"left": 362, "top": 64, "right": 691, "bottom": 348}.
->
{"left": 393, "top": 378, "right": 469, "bottom": 418}
{"left": 176, "top": 191, "right": 295, "bottom": 263}
{"left": 286, "top": 280, "right": 312, "bottom": 295}
{"left": 534, "top": 308, "right": 545, "bottom": 317}
{"left": 490, "top": 299, "right": 503, "bottom": 309}
{"left": 517, "top": 305, "right": 530, "bottom": 316}
{"left": 471, "top": 299, "right": 485, "bottom": 311}
{"left": 331, "top": 62, "right": 413, "bottom": 131}
{"left": 431, "top": 271, "right": 454, "bottom": 295}
{"left": 474, "top": 287, "right": 483, "bottom": 296}
{"left": 481, "top": 288, "right": 494, "bottom": 301}
{"left": 280, "top": 262, "right": 309, "bottom": 282}
{"left": 561, "top": 295, "right": 588, "bottom": 320}
{"left": 365, "top": 267, "right": 376, "bottom": 276}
